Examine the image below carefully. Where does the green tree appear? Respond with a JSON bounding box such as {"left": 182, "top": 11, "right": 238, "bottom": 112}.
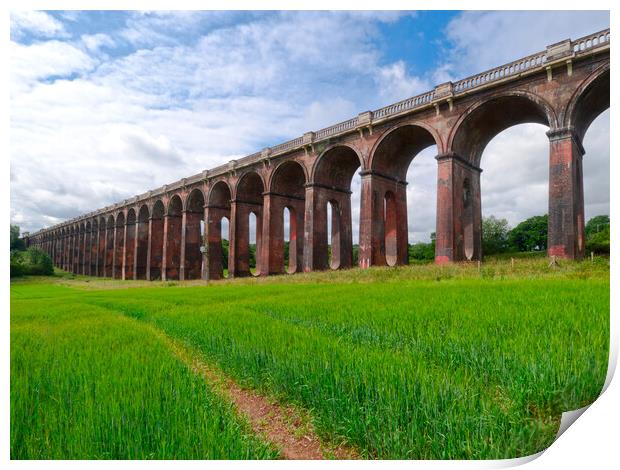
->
{"left": 585, "top": 215, "right": 610, "bottom": 238}
{"left": 585, "top": 215, "right": 610, "bottom": 254}
{"left": 482, "top": 216, "right": 510, "bottom": 255}
{"left": 508, "top": 214, "right": 548, "bottom": 252}
{"left": 10, "top": 225, "right": 26, "bottom": 251}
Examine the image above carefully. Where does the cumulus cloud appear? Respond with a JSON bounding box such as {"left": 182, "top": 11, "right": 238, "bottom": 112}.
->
{"left": 10, "top": 10, "right": 67, "bottom": 39}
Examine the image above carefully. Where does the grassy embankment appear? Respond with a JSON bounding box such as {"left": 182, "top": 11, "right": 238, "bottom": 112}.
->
{"left": 11, "top": 257, "right": 610, "bottom": 459}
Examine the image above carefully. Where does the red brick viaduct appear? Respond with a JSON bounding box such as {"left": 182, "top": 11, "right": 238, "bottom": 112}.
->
{"left": 26, "top": 29, "right": 610, "bottom": 280}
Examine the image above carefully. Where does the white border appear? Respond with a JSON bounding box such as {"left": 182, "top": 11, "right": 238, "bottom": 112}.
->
{"left": 3, "top": 1, "right": 616, "bottom": 468}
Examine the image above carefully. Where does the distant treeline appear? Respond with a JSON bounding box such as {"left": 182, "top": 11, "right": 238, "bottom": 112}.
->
{"left": 10, "top": 225, "right": 54, "bottom": 278}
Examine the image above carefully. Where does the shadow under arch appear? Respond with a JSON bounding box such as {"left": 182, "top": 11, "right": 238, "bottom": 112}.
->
{"left": 205, "top": 180, "right": 232, "bottom": 280}
{"left": 308, "top": 144, "right": 363, "bottom": 270}
{"left": 165, "top": 194, "right": 183, "bottom": 280}
{"left": 232, "top": 171, "right": 265, "bottom": 277}
{"left": 267, "top": 160, "right": 307, "bottom": 275}
{"left": 441, "top": 91, "right": 556, "bottom": 262}
{"left": 184, "top": 188, "right": 206, "bottom": 280}
{"left": 149, "top": 200, "right": 165, "bottom": 280}
{"left": 135, "top": 204, "right": 150, "bottom": 279}
{"left": 362, "top": 123, "right": 442, "bottom": 267}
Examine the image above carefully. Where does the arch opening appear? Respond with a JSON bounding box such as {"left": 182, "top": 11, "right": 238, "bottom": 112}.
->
{"left": 124, "top": 209, "right": 136, "bottom": 280}
{"left": 249, "top": 211, "right": 260, "bottom": 276}
{"left": 184, "top": 189, "right": 205, "bottom": 280}
{"left": 370, "top": 124, "right": 440, "bottom": 266}
{"left": 84, "top": 221, "right": 92, "bottom": 276}
{"left": 206, "top": 181, "right": 231, "bottom": 280}
{"left": 105, "top": 216, "right": 115, "bottom": 277}
{"left": 447, "top": 94, "right": 553, "bottom": 261}
{"left": 165, "top": 195, "right": 183, "bottom": 280}
{"left": 312, "top": 145, "right": 361, "bottom": 270}
{"left": 89, "top": 220, "right": 98, "bottom": 275}
{"left": 97, "top": 218, "right": 106, "bottom": 276}
{"left": 114, "top": 212, "right": 125, "bottom": 279}
{"left": 234, "top": 172, "right": 264, "bottom": 277}
{"left": 150, "top": 200, "right": 165, "bottom": 280}
{"left": 135, "top": 205, "right": 150, "bottom": 279}
{"left": 270, "top": 161, "right": 306, "bottom": 274}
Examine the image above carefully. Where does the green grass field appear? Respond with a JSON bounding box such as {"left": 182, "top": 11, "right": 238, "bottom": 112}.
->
{"left": 11, "top": 258, "right": 610, "bottom": 459}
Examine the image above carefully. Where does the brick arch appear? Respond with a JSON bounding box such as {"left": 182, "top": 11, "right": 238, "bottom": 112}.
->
{"left": 185, "top": 187, "right": 206, "bottom": 211}
{"left": 305, "top": 144, "right": 363, "bottom": 272}
{"left": 234, "top": 170, "right": 265, "bottom": 202}
{"left": 269, "top": 159, "right": 308, "bottom": 196}
{"left": 311, "top": 144, "right": 363, "bottom": 190}
{"left": 369, "top": 122, "right": 442, "bottom": 181}
{"left": 205, "top": 180, "right": 232, "bottom": 280}
{"left": 230, "top": 170, "right": 265, "bottom": 278}
{"left": 564, "top": 63, "right": 610, "bottom": 142}
{"left": 184, "top": 188, "right": 206, "bottom": 280}
{"left": 448, "top": 90, "right": 557, "bottom": 167}
{"left": 208, "top": 180, "right": 232, "bottom": 208}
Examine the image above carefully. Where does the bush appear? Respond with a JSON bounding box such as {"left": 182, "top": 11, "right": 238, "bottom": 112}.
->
{"left": 10, "top": 251, "right": 26, "bottom": 278}
{"left": 10, "top": 248, "right": 54, "bottom": 277}
{"left": 586, "top": 225, "right": 610, "bottom": 255}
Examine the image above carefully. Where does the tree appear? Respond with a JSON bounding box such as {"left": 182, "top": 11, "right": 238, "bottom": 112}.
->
{"left": 482, "top": 216, "right": 510, "bottom": 255}
{"left": 586, "top": 215, "right": 610, "bottom": 254}
{"left": 508, "top": 214, "right": 548, "bottom": 252}
{"left": 10, "top": 225, "right": 26, "bottom": 251}
{"left": 585, "top": 215, "right": 609, "bottom": 238}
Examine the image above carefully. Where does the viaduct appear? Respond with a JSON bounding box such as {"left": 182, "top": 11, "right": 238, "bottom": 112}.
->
{"left": 25, "top": 29, "right": 610, "bottom": 281}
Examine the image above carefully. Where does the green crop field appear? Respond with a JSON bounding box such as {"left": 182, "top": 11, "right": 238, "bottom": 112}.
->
{"left": 10, "top": 258, "right": 610, "bottom": 459}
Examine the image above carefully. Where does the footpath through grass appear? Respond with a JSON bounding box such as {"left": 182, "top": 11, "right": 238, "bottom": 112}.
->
{"left": 11, "top": 258, "right": 610, "bottom": 459}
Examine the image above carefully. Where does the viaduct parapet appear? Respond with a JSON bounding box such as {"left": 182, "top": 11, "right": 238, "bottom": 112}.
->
{"left": 26, "top": 29, "right": 610, "bottom": 280}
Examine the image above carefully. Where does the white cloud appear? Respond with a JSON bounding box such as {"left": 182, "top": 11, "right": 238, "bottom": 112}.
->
{"left": 435, "top": 11, "right": 610, "bottom": 81}
{"left": 81, "top": 33, "right": 116, "bottom": 52}
{"left": 11, "top": 40, "right": 97, "bottom": 89}
{"left": 376, "top": 61, "right": 430, "bottom": 103}
{"left": 11, "top": 10, "right": 67, "bottom": 38}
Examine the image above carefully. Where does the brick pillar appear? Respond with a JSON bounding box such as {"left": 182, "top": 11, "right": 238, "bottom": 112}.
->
{"left": 303, "top": 184, "right": 353, "bottom": 272}
{"left": 124, "top": 218, "right": 136, "bottom": 280}
{"left": 93, "top": 228, "right": 99, "bottom": 276}
{"left": 261, "top": 193, "right": 304, "bottom": 275}
{"left": 179, "top": 210, "right": 187, "bottom": 281}
{"left": 163, "top": 211, "right": 182, "bottom": 280}
{"left": 121, "top": 221, "right": 128, "bottom": 280}
{"left": 204, "top": 205, "right": 228, "bottom": 280}
{"left": 83, "top": 229, "right": 90, "bottom": 275}
{"left": 161, "top": 214, "right": 169, "bottom": 281}
{"left": 358, "top": 172, "right": 408, "bottom": 268}
{"left": 547, "top": 128, "right": 586, "bottom": 259}
{"left": 132, "top": 221, "right": 140, "bottom": 280}
{"left": 184, "top": 208, "right": 204, "bottom": 280}
{"left": 74, "top": 232, "right": 80, "bottom": 274}
{"left": 435, "top": 153, "right": 482, "bottom": 263}
{"left": 146, "top": 217, "right": 153, "bottom": 280}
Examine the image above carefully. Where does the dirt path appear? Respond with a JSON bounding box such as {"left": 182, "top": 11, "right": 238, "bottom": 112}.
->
{"left": 162, "top": 332, "right": 359, "bottom": 460}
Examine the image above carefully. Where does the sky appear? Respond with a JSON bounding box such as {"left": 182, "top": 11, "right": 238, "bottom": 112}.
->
{"left": 10, "top": 10, "right": 610, "bottom": 242}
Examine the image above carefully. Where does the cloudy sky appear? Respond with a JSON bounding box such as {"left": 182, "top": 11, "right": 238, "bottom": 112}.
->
{"left": 10, "top": 10, "right": 610, "bottom": 242}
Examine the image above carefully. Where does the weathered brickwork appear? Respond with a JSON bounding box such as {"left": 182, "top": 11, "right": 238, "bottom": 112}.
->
{"left": 27, "top": 30, "right": 610, "bottom": 278}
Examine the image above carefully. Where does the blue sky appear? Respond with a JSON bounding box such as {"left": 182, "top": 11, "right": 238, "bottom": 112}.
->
{"left": 10, "top": 10, "right": 610, "bottom": 241}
